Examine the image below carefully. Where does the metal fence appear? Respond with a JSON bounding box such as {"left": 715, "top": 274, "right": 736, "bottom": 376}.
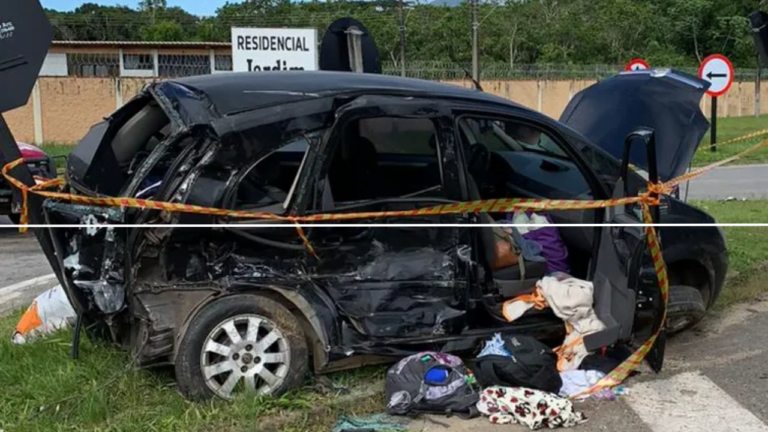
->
{"left": 60, "top": 52, "right": 767, "bottom": 81}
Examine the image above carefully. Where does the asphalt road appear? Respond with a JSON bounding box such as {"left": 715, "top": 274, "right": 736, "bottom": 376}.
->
{"left": 684, "top": 164, "right": 768, "bottom": 200}
{"left": 0, "top": 216, "right": 57, "bottom": 315}
{"left": 411, "top": 298, "right": 768, "bottom": 432}
{"left": 0, "top": 216, "right": 53, "bottom": 286}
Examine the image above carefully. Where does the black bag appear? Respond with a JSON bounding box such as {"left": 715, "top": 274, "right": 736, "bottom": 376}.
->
{"left": 385, "top": 351, "right": 480, "bottom": 418}
{"left": 471, "top": 335, "right": 562, "bottom": 394}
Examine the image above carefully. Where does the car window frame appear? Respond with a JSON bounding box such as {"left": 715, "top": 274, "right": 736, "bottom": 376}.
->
{"left": 312, "top": 115, "right": 449, "bottom": 209}
{"left": 453, "top": 109, "right": 609, "bottom": 202}
{"left": 459, "top": 116, "right": 570, "bottom": 160}
{"left": 223, "top": 133, "right": 318, "bottom": 214}
{"left": 300, "top": 95, "right": 467, "bottom": 216}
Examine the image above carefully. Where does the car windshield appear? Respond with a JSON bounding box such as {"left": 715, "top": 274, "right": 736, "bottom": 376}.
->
{"left": 464, "top": 118, "right": 568, "bottom": 159}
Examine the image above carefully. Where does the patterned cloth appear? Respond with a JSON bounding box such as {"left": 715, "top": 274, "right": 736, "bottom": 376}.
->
{"left": 477, "top": 386, "right": 588, "bottom": 430}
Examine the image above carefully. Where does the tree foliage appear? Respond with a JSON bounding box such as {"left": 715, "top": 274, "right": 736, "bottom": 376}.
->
{"left": 44, "top": 0, "right": 768, "bottom": 67}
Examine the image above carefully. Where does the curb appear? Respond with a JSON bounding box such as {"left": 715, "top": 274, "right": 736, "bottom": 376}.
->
{"left": 0, "top": 273, "right": 58, "bottom": 317}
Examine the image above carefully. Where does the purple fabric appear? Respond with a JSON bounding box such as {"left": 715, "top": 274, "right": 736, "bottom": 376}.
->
{"left": 520, "top": 213, "right": 570, "bottom": 274}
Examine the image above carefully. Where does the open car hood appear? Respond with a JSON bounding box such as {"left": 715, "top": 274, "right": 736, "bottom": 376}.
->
{"left": 559, "top": 69, "right": 710, "bottom": 182}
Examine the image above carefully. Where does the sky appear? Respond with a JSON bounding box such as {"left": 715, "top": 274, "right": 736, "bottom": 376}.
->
{"left": 41, "top": 0, "right": 229, "bottom": 16}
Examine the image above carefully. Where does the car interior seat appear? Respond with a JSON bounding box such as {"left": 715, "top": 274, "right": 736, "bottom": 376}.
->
{"left": 236, "top": 157, "right": 288, "bottom": 209}
{"left": 329, "top": 126, "right": 379, "bottom": 202}
{"left": 111, "top": 102, "right": 170, "bottom": 167}
{"left": 467, "top": 174, "right": 546, "bottom": 300}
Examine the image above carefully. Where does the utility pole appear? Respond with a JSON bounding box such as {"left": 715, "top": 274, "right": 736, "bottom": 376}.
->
{"left": 398, "top": 0, "right": 406, "bottom": 77}
{"left": 471, "top": 0, "right": 479, "bottom": 82}
{"left": 756, "top": 53, "right": 761, "bottom": 118}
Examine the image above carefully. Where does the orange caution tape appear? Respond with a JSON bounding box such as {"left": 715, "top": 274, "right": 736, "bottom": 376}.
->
{"left": 695, "top": 127, "right": 768, "bottom": 152}
{"left": 1, "top": 135, "right": 766, "bottom": 392}
{"left": 568, "top": 201, "right": 669, "bottom": 399}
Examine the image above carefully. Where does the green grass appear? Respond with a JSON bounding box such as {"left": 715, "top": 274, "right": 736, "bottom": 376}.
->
{"left": 40, "top": 143, "right": 75, "bottom": 159}
{"left": 690, "top": 200, "right": 768, "bottom": 309}
{"left": 692, "top": 114, "right": 768, "bottom": 167}
{"left": 0, "top": 309, "right": 386, "bottom": 432}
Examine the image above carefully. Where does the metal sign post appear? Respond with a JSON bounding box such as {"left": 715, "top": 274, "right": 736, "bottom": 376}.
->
{"left": 698, "top": 54, "right": 735, "bottom": 152}
{"left": 345, "top": 26, "right": 364, "bottom": 73}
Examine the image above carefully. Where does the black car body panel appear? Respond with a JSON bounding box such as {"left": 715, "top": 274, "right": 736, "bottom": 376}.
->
{"left": 2, "top": 71, "right": 727, "bottom": 379}
{"left": 560, "top": 69, "right": 711, "bottom": 181}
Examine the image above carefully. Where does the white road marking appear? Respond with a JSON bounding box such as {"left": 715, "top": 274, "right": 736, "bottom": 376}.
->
{"left": 627, "top": 371, "right": 768, "bottom": 432}
{"left": 0, "top": 273, "right": 56, "bottom": 299}
{"left": 0, "top": 273, "right": 58, "bottom": 315}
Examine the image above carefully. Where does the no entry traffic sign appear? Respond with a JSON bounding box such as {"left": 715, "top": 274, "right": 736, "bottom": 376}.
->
{"left": 625, "top": 58, "right": 650, "bottom": 71}
{"left": 698, "top": 54, "right": 734, "bottom": 97}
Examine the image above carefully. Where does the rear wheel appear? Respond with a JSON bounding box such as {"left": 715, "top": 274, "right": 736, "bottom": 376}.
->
{"left": 7, "top": 214, "right": 21, "bottom": 225}
{"left": 665, "top": 285, "right": 706, "bottom": 335}
{"left": 175, "top": 294, "right": 308, "bottom": 401}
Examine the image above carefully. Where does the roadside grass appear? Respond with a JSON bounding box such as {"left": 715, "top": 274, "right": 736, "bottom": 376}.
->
{"left": 692, "top": 114, "right": 768, "bottom": 167}
{"left": 691, "top": 200, "right": 768, "bottom": 309}
{"left": 0, "top": 308, "right": 386, "bottom": 432}
{"left": 40, "top": 143, "right": 74, "bottom": 160}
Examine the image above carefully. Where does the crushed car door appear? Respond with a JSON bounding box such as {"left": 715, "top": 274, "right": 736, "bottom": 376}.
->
{"left": 584, "top": 129, "right": 666, "bottom": 372}
{"left": 303, "top": 95, "right": 473, "bottom": 341}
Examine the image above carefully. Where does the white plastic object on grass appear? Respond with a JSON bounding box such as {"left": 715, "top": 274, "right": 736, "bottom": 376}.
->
{"left": 12, "top": 284, "right": 76, "bottom": 344}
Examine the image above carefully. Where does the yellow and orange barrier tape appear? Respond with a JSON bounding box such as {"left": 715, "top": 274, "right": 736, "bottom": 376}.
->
{"left": 695, "top": 127, "right": 768, "bottom": 152}
{"left": 2, "top": 132, "right": 767, "bottom": 398}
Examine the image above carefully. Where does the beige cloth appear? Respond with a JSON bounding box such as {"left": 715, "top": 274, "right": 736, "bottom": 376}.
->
{"left": 502, "top": 275, "right": 606, "bottom": 370}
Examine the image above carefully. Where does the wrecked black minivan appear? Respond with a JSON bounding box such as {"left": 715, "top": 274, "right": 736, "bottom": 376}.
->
{"left": 7, "top": 70, "right": 727, "bottom": 401}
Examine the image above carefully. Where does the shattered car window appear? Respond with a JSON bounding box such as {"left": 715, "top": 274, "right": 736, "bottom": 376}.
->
{"left": 233, "top": 136, "right": 310, "bottom": 211}
{"left": 327, "top": 117, "right": 444, "bottom": 202}
{"left": 359, "top": 117, "right": 435, "bottom": 155}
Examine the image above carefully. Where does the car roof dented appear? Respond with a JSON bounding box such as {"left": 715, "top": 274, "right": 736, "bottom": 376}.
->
{"left": 167, "top": 71, "right": 523, "bottom": 116}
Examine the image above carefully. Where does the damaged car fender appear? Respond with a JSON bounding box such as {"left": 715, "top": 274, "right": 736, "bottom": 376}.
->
{"left": 170, "top": 282, "right": 339, "bottom": 372}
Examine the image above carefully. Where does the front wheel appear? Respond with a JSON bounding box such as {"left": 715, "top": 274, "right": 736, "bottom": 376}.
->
{"left": 665, "top": 285, "right": 706, "bottom": 335}
{"left": 175, "top": 294, "right": 308, "bottom": 401}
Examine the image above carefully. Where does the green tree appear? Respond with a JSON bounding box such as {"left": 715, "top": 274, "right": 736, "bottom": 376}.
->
{"left": 43, "top": 0, "right": 767, "bottom": 68}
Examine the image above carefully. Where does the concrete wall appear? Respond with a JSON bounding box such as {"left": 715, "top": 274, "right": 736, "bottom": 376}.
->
{"left": 5, "top": 77, "right": 766, "bottom": 145}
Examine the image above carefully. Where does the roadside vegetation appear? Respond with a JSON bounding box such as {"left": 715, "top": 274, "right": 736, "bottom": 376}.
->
{"left": 1, "top": 200, "right": 768, "bottom": 431}
{"left": 692, "top": 114, "right": 768, "bottom": 167}
{"left": 691, "top": 201, "right": 768, "bottom": 309}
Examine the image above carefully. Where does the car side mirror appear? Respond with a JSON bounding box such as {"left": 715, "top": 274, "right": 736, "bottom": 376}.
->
{"left": 620, "top": 127, "right": 660, "bottom": 223}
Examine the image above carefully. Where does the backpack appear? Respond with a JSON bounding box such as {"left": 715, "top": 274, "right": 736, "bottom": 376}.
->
{"left": 471, "top": 334, "right": 562, "bottom": 394}
{"left": 385, "top": 351, "right": 480, "bottom": 419}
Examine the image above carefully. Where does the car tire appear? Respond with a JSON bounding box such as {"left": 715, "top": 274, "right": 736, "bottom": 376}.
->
{"left": 665, "top": 285, "right": 706, "bottom": 335}
{"left": 175, "top": 294, "right": 308, "bottom": 402}
{"left": 8, "top": 214, "right": 21, "bottom": 225}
